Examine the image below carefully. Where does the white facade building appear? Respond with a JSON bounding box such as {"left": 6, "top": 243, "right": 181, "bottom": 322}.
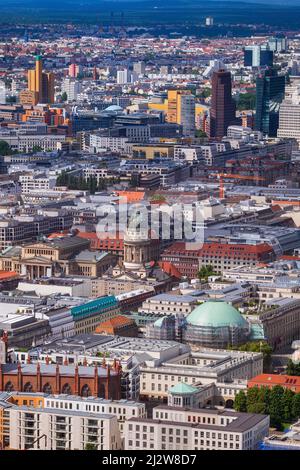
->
{"left": 19, "top": 174, "right": 57, "bottom": 193}
{"left": 89, "top": 134, "right": 129, "bottom": 153}
{"left": 124, "top": 407, "right": 269, "bottom": 450}
{"left": 278, "top": 79, "right": 300, "bottom": 148}
{"left": 6, "top": 405, "right": 121, "bottom": 450}
{"left": 62, "top": 78, "right": 82, "bottom": 102}
{"left": 117, "top": 69, "right": 130, "bottom": 85}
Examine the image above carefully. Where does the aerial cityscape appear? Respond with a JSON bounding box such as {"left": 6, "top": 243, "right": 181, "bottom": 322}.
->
{"left": 2, "top": 0, "right": 300, "bottom": 456}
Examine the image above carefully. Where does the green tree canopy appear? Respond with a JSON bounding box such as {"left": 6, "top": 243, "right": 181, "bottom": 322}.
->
{"left": 198, "top": 265, "right": 216, "bottom": 281}
{"left": 234, "top": 390, "right": 247, "bottom": 412}
{"left": 234, "top": 384, "right": 300, "bottom": 430}
{"left": 286, "top": 359, "right": 300, "bottom": 376}
{"left": 235, "top": 92, "right": 256, "bottom": 111}
{"left": 0, "top": 140, "right": 13, "bottom": 156}
{"left": 84, "top": 443, "right": 98, "bottom": 450}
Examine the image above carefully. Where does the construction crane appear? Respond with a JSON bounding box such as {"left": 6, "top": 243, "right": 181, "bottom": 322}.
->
{"left": 212, "top": 173, "right": 265, "bottom": 199}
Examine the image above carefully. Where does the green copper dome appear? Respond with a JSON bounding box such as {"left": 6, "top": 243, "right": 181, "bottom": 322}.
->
{"left": 153, "top": 316, "right": 167, "bottom": 327}
{"left": 169, "top": 383, "right": 199, "bottom": 395}
{"left": 186, "top": 301, "right": 248, "bottom": 328}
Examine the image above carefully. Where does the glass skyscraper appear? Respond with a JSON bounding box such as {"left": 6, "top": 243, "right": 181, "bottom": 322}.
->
{"left": 255, "top": 68, "right": 285, "bottom": 137}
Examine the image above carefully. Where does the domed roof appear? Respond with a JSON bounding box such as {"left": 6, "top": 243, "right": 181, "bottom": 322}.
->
{"left": 186, "top": 301, "right": 248, "bottom": 328}
{"left": 153, "top": 316, "right": 167, "bottom": 328}
{"left": 104, "top": 105, "right": 123, "bottom": 112}
{"left": 169, "top": 383, "right": 199, "bottom": 395}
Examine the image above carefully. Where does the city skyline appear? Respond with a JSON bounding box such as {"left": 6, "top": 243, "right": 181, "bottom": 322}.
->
{"left": 1, "top": 0, "right": 300, "bottom": 457}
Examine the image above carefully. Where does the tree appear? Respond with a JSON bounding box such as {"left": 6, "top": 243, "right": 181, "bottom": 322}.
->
{"left": 292, "top": 393, "right": 300, "bottom": 419}
{"left": 31, "top": 145, "right": 42, "bottom": 153}
{"left": 195, "top": 129, "right": 207, "bottom": 138}
{"left": 198, "top": 265, "right": 216, "bottom": 281}
{"left": 282, "top": 388, "right": 294, "bottom": 422}
{"left": 247, "top": 402, "right": 266, "bottom": 414}
{"left": 200, "top": 87, "right": 212, "bottom": 99}
{"left": 246, "top": 386, "right": 260, "bottom": 409}
{"left": 0, "top": 140, "right": 13, "bottom": 156}
{"left": 287, "top": 359, "right": 300, "bottom": 376}
{"left": 269, "top": 385, "right": 285, "bottom": 429}
{"left": 235, "top": 92, "right": 256, "bottom": 111}
{"left": 84, "top": 443, "right": 98, "bottom": 450}
{"left": 256, "top": 386, "right": 270, "bottom": 412}
{"left": 234, "top": 390, "right": 247, "bottom": 412}
{"left": 61, "top": 91, "right": 68, "bottom": 102}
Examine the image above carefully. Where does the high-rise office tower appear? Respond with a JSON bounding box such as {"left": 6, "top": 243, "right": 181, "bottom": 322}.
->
{"left": 205, "top": 16, "right": 214, "bottom": 26}
{"left": 255, "top": 68, "right": 285, "bottom": 137}
{"left": 133, "top": 61, "right": 146, "bottom": 75}
{"left": 277, "top": 77, "right": 300, "bottom": 147}
{"left": 0, "top": 80, "right": 6, "bottom": 104}
{"left": 62, "top": 78, "right": 82, "bottom": 102}
{"left": 117, "top": 69, "right": 130, "bottom": 84}
{"left": 244, "top": 45, "right": 273, "bottom": 67}
{"left": 268, "top": 37, "right": 288, "bottom": 53}
{"left": 209, "top": 69, "right": 237, "bottom": 139}
{"left": 28, "top": 55, "right": 42, "bottom": 100}
{"left": 42, "top": 72, "right": 55, "bottom": 104}
{"left": 93, "top": 66, "right": 99, "bottom": 81}
{"left": 167, "top": 90, "right": 195, "bottom": 137}
{"left": 69, "top": 63, "right": 83, "bottom": 78}
{"left": 27, "top": 56, "right": 55, "bottom": 104}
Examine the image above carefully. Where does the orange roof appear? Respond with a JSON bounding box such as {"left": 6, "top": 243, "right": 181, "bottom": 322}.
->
{"left": 280, "top": 255, "right": 300, "bottom": 261}
{"left": 0, "top": 271, "right": 19, "bottom": 280}
{"left": 115, "top": 191, "right": 145, "bottom": 204}
{"left": 163, "top": 241, "right": 273, "bottom": 256}
{"left": 158, "top": 261, "right": 182, "bottom": 279}
{"left": 48, "top": 231, "right": 69, "bottom": 239}
{"left": 273, "top": 200, "right": 300, "bottom": 206}
{"left": 78, "top": 231, "right": 123, "bottom": 240}
{"left": 95, "top": 315, "right": 135, "bottom": 332}
{"left": 248, "top": 374, "right": 300, "bottom": 392}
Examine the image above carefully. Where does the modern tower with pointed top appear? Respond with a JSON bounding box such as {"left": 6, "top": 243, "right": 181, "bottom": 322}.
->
{"left": 209, "top": 69, "right": 237, "bottom": 139}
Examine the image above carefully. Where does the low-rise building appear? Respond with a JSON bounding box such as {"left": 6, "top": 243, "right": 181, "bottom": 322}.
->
{"left": 2, "top": 403, "right": 121, "bottom": 450}
{"left": 70, "top": 296, "right": 120, "bottom": 335}
{"left": 124, "top": 407, "right": 269, "bottom": 450}
{"left": 139, "top": 348, "right": 263, "bottom": 402}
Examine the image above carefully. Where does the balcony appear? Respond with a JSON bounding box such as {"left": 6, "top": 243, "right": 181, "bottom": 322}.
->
{"left": 56, "top": 417, "right": 66, "bottom": 424}
{"left": 86, "top": 429, "right": 98, "bottom": 436}
{"left": 86, "top": 435, "right": 98, "bottom": 443}
{"left": 55, "top": 426, "right": 67, "bottom": 432}
{"left": 23, "top": 422, "right": 35, "bottom": 429}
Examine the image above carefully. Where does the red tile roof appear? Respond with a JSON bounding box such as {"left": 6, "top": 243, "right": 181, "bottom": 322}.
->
{"left": 248, "top": 374, "right": 300, "bottom": 393}
{"left": 95, "top": 315, "right": 135, "bottom": 332}
{"left": 162, "top": 241, "right": 273, "bottom": 257}
{"left": 158, "top": 261, "right": 182, "bottom": 279}
{"left": 0, "top": 271, "right": 19, "bottom": 280}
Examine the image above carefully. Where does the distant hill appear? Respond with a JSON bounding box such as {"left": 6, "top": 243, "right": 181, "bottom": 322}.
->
{"left": 0, "top": 0, "right": 299, "bottom": 26}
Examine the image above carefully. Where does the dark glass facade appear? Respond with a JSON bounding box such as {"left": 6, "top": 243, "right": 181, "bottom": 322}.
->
{"left": 255, "top": 69, "right": 285, "bottom": 137}
{"left": 209, "top": 70, "right": 237, "bottom": 139}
